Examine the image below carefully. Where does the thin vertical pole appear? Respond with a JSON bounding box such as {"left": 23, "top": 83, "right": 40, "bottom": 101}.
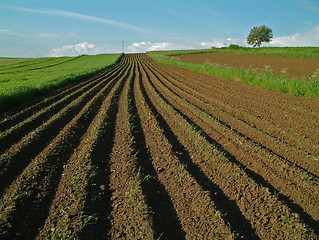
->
{"left": 122, "top": 41, "right": 124, "bottom": 53}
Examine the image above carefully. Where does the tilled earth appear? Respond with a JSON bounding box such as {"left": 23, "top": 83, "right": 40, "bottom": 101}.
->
{"left": 0, "top": 54, "right": 318, "bottom": 239}
{"left": 177, "top": 52, "right": 319, "bottom": 79}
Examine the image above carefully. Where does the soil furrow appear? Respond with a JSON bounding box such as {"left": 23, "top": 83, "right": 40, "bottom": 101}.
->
{"left": 0, "top": 60, "right": 129, "bottom": 197}
{"left": 128, "top": 60, "right": 188, "bottom": 239}
{"left": 143, "top": 57, "right": 319, "bottom": 167}
{"left": 96, "top": 58, "right": 154, "bottom": 239}
{"left": 139, "top": 54, "right": 317, "bottom": 239}
{"left": 146, "top": 66, "right": 319, "bottom": 234}
{"left": 156, "top": 57, "right": 319, "bottom": 120}
{"left": 0, "top": 60, "right": 129, "bottom": 239}
{"left": 136, "top": 55, "right": 247, "bottom": 239}
{"left": 0, "top": 53, "right": 318, "bottom": 239}
{"left": 140, "top": 59, "right": 259, "bottom": 239}
{"left": 149, "top": 72, "right": 319, "bottom": 234}
{"left": 78, "top": 55, "right": 152, "bottom": 240}
{"left": 146, "top": 57, "right": 319, "bottom": 156}
{"left": 36, "top": 56, "right": 132, "bottom": 239}
{"left": 0, "top": 64, "right": 125, "bottom": 155}
{"left": 78, "top": 75, "right": 126, "bottom": 239}
{"left": 142, "top": 58, "right": 319, "bottom": 177}
{"left": 151, "top": 72, "right": 318, "bottom": 178}
{"left": 143, "top": 57, "right": 319, "bottom": 224}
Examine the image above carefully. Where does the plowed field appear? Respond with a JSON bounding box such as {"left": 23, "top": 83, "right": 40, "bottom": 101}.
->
{"left": 0, "top": 54, "right": 318, "bottom": 239}
{"left": 177, "top": 52, "right": 319, "bottom": 79}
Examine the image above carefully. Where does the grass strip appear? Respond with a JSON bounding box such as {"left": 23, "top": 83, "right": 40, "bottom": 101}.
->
{"left": 147, "top": 51, "right": 319, "bottom": 98}
{"left": 152, "top": 46, "right": 319, "bottom": 58}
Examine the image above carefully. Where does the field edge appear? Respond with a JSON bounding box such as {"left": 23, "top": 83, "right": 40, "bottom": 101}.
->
{"left": 147, "top": 51, "right": 319, "bottom": 98}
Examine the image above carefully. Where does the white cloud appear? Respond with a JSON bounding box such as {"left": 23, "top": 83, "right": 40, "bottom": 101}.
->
{"left": 126, "top": 41, "right": 194, "bottom": 53}
{"left": 270, "top": 25, "right": 319, "bottom": 46}
{"left": 50, "top": 42, "right": 100, "bottom": 57}
{"left": 49, "top": 42, "right": 126, "bottom": 57}
{"left": 126, "top": 38, "right": 250, "bottom": 53}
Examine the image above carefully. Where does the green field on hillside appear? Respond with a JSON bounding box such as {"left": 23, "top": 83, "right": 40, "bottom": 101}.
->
{"left": 0, "top": 57, "right": 39, "bottom": 66}
{"left": 0, "top": 54, "right": 122, "bottom": 113}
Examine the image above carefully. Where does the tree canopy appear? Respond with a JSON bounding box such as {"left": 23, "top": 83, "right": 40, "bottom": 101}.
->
{"left": 247, "top": 25, "right": 273, "bottom": 49}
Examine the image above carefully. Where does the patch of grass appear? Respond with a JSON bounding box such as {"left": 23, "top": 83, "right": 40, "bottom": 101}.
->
{"left": 147, "top": 51, "right": 319, "bottom": 98}
{"left": 300, "top": 175, "right": 313, "bottom": 185}
{"left": 0, "top": 54, "right": 123, "bottom": 113}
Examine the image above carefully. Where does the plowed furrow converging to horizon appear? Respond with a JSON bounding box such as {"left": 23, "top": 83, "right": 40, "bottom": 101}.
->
{"left": 140, "top": 55, "right": 319, "bottom": 227}
{"left": 78, "top": 58, "right": 154, "bottom": 240}
{"left": 146, "top": 65, "right": 318, "bottom": 178}
{"left": 0, "top": 53, "right": 318, "bottom": 240}
{"left": 36, "top": 56, "right": 132, "bottom": 239}
{"left": 124, "top": 61, "right": 185, "bottom": 239}
{"left": 141, "top": 56, "right": 319, "bottom": 173}
{"left": 137, "top": 54, "right": 318, "bottom": 238}
{"left": 135, "top": 56, "right": 238, "bottom": 239}
{"left": 145, "top": 57, "right": 319, "bottom": 158}
{"left": 142, "top": 56, "right": 319, "bottom": 180}
{"left": 0, "top": 57, "right": 130, "bottom": 239}
{"left": 0, "top": 59, "right": 129, "bottom": 197}
{"left": 155, "top": 57, "right": 319, "bottom": 123}
{"left": 0, "top": 60, "right": 127, "bottom": 155}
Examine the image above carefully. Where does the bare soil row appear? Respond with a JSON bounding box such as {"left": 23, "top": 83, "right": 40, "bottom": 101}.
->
{"left": 0, "top": 54, "right": 318, "bottom": 239}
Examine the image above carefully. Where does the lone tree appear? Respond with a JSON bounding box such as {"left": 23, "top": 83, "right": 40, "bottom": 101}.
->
{"left": 247, "top": 25, "right": 273, "bottom": 49}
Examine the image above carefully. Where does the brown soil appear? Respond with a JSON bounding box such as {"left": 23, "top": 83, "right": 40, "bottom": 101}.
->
{"left": 0, "top": 54, "right": 318, "bottom": 239}
{"left": 177, "top": 52, "right": 319, "bottom": 79}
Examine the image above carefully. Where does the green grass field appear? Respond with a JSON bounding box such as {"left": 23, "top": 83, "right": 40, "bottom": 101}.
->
{"left": 147, "top": 47, "right": 319, "bottom": 98}
{"left": 0, "top": 57, "right": 38, "bottom": 66}
{"left": 0, "top": 54, "right": 122, "bottom": 113}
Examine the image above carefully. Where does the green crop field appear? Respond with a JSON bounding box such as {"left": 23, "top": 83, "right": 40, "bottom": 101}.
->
{"left": 0, "top": 54, "right": 122, "bottom": 113}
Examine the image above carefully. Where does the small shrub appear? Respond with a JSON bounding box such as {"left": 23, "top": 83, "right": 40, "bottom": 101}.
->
{"left": 228, "top": 44, "right": 241, "bottom": 50}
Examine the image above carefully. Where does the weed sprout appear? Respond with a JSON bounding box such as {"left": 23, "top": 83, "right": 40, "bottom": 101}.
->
{"left": 280, "top": 68, "right": 288, "bottom": 78}
{"left": 310, "top": 69, "right": 319, "bottom": 81}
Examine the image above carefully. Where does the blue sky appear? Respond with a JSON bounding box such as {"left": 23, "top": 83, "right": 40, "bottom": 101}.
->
{"left": 1, "top": 0, "right": 319, "bottom": 57}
